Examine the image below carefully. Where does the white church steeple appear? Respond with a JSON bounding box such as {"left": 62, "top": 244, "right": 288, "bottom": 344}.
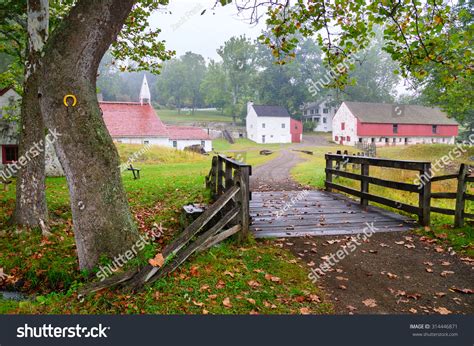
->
{"left": 139, "top": 75, "right": 151, "bottom": 105}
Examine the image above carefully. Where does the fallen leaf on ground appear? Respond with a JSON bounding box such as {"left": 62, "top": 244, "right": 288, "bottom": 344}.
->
{"left": 434, "top": 246, "right": 444, "bottom": 253}
{"left": 190, "top": 266, "right": 199, "bottom": 277}
{"left": 440, "top": 270, "right": 454, "bottom": 277}
{"left": 336, "top": 276, "right": 348, "bottom": 281}
{"left": 247, "top": 298, "right": 256, "bottom": 305}
{"left": 215, "top": 280, "right": 225, "bottom": 289}
{"left": 247, "top": 280, "right": 262, "bottom": 288}
{"left": 435, "top": 292, "right": 446, "bottom": 298}
{"left": 264, "top": 274, "right": 282, "bottom": 283}
{"left": 223, "top": 270, "right": 234, "bottom": 277}
{"left": 200, "top": 284, "right": 210, "bottom": 292}
{"left": 433, "top": 307, "right": 451, "bottom": 315}
{"left": 423, "top": 261, "right": 434, "bottom": 266}
{"left": 362, "top": 299, "right": 377, "bottom": 308}
{"left": 395, "top": 241, "right": 405, "bottom": 245}
{"left": 148, "top": 253, "right": 165, "bottom": 267}
{"left": 338, "top": 285, "right": 347, "bottom": 290}
{"left": 409, "top": 308, "right": 418, "bottom": 314}
{"left": 440, "top": 261, "right": 451, "bottom": 266}
{"left": 346, "top": 305, "right": 357, "bottom": 312}
{"left": 202, "top": 309, "right": 209, "bottom": 315}
{"left": 192, "top": 300, "right": 204, "bottom": 307}
{"left": 222, "top": 297, "right": 232, "bottom": 308}
{"left": 387, "top": 272, "right": 398, "bottom": 279}
{"left": 451, "top": 287, "right": 473, "bottom": 294}
{"left": 300, "top": 307, "right": 311, "bottom": 315}
{"left": 425, "top": 268, "right": 433, "bottom": 273}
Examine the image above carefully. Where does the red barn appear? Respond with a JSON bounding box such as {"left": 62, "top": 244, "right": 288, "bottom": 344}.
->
{"left": 290, "top": 118, "right": 303, "bottom": 143}
{"left": 332, "top": 101, "right": 458, "bottom": 146}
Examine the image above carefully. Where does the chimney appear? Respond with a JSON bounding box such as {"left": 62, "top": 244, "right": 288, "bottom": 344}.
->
{"left": 247, "top": 101, "right": 254, "bottom": 114}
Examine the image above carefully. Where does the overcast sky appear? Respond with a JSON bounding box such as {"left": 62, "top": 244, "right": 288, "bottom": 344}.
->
{"left": 149, "top": 1, "right": 410, "bottom": 96}
{"left": 150, "top": 0, "right": 266, "bottom": 61}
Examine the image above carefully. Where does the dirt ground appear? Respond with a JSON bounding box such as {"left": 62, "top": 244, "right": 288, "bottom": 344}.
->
{"left": 251, "top": 145, "right": 474, "bottom": 314}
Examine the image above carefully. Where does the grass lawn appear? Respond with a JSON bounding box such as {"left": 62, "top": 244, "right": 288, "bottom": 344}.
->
{"left": 156, "top": 109, "right": 236, "bottom": 124}
{"left": 0, "top": 144, "right": 332, "bottom": 315}
{"left": 291, "top": 143, "right": 474, "bottom": 256}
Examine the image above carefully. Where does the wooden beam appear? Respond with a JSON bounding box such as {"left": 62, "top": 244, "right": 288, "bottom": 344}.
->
{"left": 360, "top": 162, "right": 369, "bottom": 208}
{"left": 431, "top": 174, "right": 459, "bottom": 182}
{"left": 431, "top": 206, "right": 456, "bottom": 216}
{"left": 431, "top": 192, "right": 457, "bottom": 199}
{"left": 455, "top": 164, "right": 468, "bottom": 227}
{"left": 325, "top": 154, "right": 429, "bottom": 171}
{"left": 418, "top": 163, "right": 431, "bottom": 226}
{"left": 325, "top": 181, "right": 420, "bottom": 215}
{"left": 326, "top": 168, "right": 420, "bottom": 192}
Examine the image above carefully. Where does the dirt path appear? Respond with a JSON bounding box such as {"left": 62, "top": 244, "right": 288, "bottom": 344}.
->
{"left": 249, "top": 134, "right": 331, "bottom": 191}
{"left": 249, "top": 140, "right": 474, "bottom": 315}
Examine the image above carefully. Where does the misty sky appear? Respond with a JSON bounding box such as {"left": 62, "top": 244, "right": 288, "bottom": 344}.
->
{"left": 150, "top": 0, "right": 266, "bottom": 61}
{"left": 149, "top": 1, "right": 410, "bottom": 96}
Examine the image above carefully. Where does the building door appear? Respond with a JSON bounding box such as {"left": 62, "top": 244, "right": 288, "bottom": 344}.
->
{"left": 262, "top": 135, "right": 265, "bottom": 143}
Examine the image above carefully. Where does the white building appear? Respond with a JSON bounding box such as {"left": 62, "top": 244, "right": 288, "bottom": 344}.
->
{"left": 302, "top": 101, "right": 337, "bottom": 132}
{"left": 246, "top": 102, "right": 302, "bottom": 144}
{"left": 101, "top": 76, "right": 212, "bottom": 152}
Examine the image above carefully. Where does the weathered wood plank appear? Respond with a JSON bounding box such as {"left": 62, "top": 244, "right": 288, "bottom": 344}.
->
{"left": 325, "top": 181, "right": 420, "bottom": 215}
{"left": 455, "top": 164, "right": 468, "bottom": 227}
{"left": 326, "top": 168, "right": 420, "bottom": 192}
{"left": 326, "top": 154, "right": 429, "bottom": 171}
{"left": 431, "top": 174, "right": 459, "bottom": 182}
{"left": 431, "top": 192, "right": 457, "bottom": 199}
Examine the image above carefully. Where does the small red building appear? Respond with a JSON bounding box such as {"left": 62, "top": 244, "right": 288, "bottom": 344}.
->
{"left": 332, "top": 101, "right": 458, "bottom": 146}
{"left": 290, "top": 118, "right": 303, "bottom": 143}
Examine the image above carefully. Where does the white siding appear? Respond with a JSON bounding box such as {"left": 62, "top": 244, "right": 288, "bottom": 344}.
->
{"left": 332, "top": 103, "right": 358, "bottom": 145}
{"left": 246, "top": 106, "right": 259, "bottom": 142}
{"left": 113, "top": 137, "right": 169, "bottom": 146}
{"left": 246, "top": 105, "right": 292, "bottom": 144}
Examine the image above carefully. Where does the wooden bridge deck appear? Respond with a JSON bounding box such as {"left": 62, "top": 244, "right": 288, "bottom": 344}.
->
{"left": 250, "top": 190, "right": 417, "bottom": 238}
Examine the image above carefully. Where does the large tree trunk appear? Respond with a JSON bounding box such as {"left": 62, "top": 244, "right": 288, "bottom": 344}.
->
{"left": 13, "top": 0, "right": 49, "bottom": 231}
{"left": 37, "top": 0, "right": 139, "bottom": 269}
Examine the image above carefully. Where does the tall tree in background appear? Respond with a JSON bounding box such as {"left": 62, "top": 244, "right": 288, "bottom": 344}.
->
{"left": 200, "top": 60, "right": 228, "bottom": 113}
{"left": 180, "top": 52, "right": 206, "bottom": 113}
{"left": 218, "top": 35, "right": 256, "bottom": 124}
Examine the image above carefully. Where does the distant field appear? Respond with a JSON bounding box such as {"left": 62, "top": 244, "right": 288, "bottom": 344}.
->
{"left": 156, "top": 108, "right": 236, "bottom": 124}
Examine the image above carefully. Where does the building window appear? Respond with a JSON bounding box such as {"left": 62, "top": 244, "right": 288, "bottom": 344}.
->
{"left": 432, "top": 125, "right": 437, "bottom": 134}
{"left": 315, "top": 109, "right": 319, "bottom": 114}
{"left": 393, "top": 138, "right": 396, "bottom": 143}
{"left": 262, "top": 123, "right": 266, "bottom": 128}
{"left": 346, "top": 136, "right": 350, "bottom": 142}
{"left": 201, "top": 140, "right": 205, "bottom": 147}
{"left": 335, "top": 136, "right": 339, "bottom": 141}
{"left": 371, "top": 138, "right": 375, "bottom": 143}
{"left": 172, "top": 141, "right": 177, "bottom": 148}
{"left": 310, "top": 109, "right": 314, "bottom": 115}
{"left": 281, "top": 123, "right": 285, "bottom": 129}
{"left": 323, "top": 108, "right": 328, "bottom": 114}
{"left": 341, "top": 122, "right": 345, "bottom": 130}
{"left": 393, "top": 124, "right": 398, "bottom": 134}
{"left": 385, "top": 138, "right": 389, "bottom": 144}
{"left": 404, "top": 138, "right": 408, "bottom": 144}
{"left": 323, "top": 117, "right": 327, "bottom": 124}
{"left": 144, "top": 140, "right": 149, "bottom": 145}
{"left": 314, "top": 117, "right": 320, "bottom": 123}
{"left": 359, "top": 138, "right": 363, "bottom": 143}
{"left": 2, "top": 145, "right": 18, "bottom": 164}
{"left": 379, "top": 138, "right": 383, "bottom": 142}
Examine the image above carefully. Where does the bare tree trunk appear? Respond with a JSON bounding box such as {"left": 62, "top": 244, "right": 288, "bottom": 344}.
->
{"left": 13, "top": 0, "right": 49, "bottom": 233}
{"left": 37, "top": 0, "right": 139, "bottom": 269}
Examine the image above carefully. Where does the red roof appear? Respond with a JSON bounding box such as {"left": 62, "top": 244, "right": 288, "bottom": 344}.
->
{"left": 100, "top": 102, "right": 169, "bottom": 137}
{"left": 100, "top": 102, "right": 210, "bottom": 141}
{"left": 167, "top": 126, "right": 211, "bottom": 140}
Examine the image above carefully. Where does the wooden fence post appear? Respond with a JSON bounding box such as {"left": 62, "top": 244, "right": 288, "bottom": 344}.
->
{"left": 217, "top": 156, "right": 224, "bottom": 197}
{"left": 209, "top": 156, "right": 218, "bottom": 198}
{"left": 454, "top": 164, "right": 468, "bottom": 227}
{"left": 237, "top": 166, "right": 250, "bottom": 243}
{"left": 325, "top": 154, "right": 333, "bottom": 192}
{"left": 225, "top": 163, "right": 233, "bottom": 192}
{"left": 360, "top": 162, "right": 369, "bottom": 208}
{"left": 418, "top": 163, "right": 432, "bottom": 226}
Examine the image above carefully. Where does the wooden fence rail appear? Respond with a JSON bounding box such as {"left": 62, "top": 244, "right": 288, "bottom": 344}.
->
{"left": 206, "top": 154, "right": 252, "bottom": 240}
{"left": 325, "top": 154, "right": 473, "bottom": 227}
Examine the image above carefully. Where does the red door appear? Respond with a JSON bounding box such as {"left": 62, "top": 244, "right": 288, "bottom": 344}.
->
{"left": 290, "top": 118, "right": 302, "bottom": 143}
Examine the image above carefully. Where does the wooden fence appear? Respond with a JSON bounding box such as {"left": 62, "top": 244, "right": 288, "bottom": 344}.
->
{"left": 206, "top": 154, "right": 252, "bottom": 240}
{"left": 430, "top": 164, "right": 474, "bottom": 227}
{"left": 325, "top": 154, "right": 473, "bottom": 227}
